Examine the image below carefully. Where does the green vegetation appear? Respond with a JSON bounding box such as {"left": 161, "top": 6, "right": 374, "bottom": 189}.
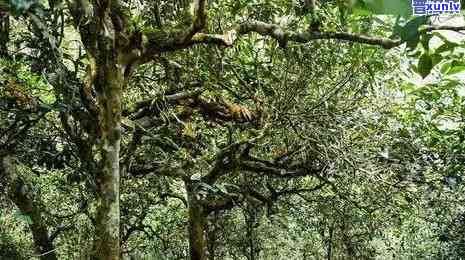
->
{"left": 1, "top": 0, "right": 465, "bottom": 259}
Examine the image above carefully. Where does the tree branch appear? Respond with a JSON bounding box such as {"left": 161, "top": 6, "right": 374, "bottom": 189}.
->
{"left": 129, "top": 164, "right": 187, "bottom": 180}
{"left": 161, "top": 192, "right": 188, "bottom": 207}
{"left": 142, "top": 20, "right": 404, "bottom": 56}
{"left": 239, "top": 159, "right": 322, "bottom": 178}
{"left": 50, "top": 224, "right": 74, "bottom": 242}
{"left": 422, "top": 25, "right": 465, "bottom": 32}
{"left": 274, "top": 183, "right": 327, "bottom": 198}
{"left": 180, "top": 21, "right": 465, "bottom": 52}
{"left": 204, "top": 194, "right": 240, "bottom": 213}
{"left": 192, "top": 21, "right": 401, "bottom": 49}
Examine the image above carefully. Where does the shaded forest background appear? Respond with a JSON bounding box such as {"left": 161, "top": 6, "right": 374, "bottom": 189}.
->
{"left": 1, "top": 0, "right": 465, "bottom": 259}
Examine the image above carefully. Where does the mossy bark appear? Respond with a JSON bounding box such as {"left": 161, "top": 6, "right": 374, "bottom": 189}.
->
{"left": 186, "top": 182, "right": 208, "bottom": 260}
{"left": 92, "top": 61, "right": 123, "bottom": 260}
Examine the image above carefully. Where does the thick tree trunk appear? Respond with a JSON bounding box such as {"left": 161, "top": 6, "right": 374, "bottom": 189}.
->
{"left": 92, "top": 63, "right": 123, "bottom": 259}
{"left": 0, "top": 155, "right": 57, "bottom": 260}
{"left": 68, "top": 4, "right": 124, "bottom": 257}
{"left": 186, "top": 182, "right": 208, "bottom": 260}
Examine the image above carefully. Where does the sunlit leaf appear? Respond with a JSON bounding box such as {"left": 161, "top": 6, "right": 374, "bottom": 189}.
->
{"left": 417, "top": 53, "right": 433, "bottom": 78}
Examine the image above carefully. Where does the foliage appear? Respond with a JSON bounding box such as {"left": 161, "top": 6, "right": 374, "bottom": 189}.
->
{"left": 1, "top": 0, "right": 465, "bottom": 259}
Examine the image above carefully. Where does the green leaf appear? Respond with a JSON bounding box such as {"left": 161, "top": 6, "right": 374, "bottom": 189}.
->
{"left": 447, "top": 65, "right": 465, "bottom": 75}
{"left": 418, "top": 53, "right": 433, "bottom": 78}
{"left": 381, "top": 0, "right": 413, "bottom": 17}
{"left": 217, "top": 185, "right": 229, "bottom": 194}
{"left": 420, "top": 34, "right": 433, "bottom": 50}
{"left": 435, "top": 42, "right": 459, "bottom": 54}
{"left": 431, "top": 54, "right": 443, "bottom": 67}
{"left": 401, "top": 82, "right": 416, "bottom": 92}
{"left": 394, "top": 16, "right": 429, "bottom": 50}
{"left": 353, "top": 0, "right": 412, "bottom": 17}
{"left": 440, "top": 61, "right": 452, "bottom": 74}
{"left": 14, "top": 210, "right": 33, "bottom": 224}
{"left": 442, "top": 60, "right": 465, "bottom": 75}
{"left": 435, "top": 43, "right": 458, "bottom": 54}
{"left": 352, "top": 5, "right": 372, "bottom": 16}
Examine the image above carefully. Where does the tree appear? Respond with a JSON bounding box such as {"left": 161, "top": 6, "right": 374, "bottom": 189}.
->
{"left": 1, "top": 0, "right": 465, "bottom": 259}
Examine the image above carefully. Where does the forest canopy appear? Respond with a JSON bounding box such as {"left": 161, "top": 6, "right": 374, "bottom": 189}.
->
{"left": 1, "top": 0, "right": 465, "bottom": 259}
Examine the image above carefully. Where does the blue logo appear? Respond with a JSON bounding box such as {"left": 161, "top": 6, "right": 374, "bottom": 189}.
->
{"left": 412, "top": 0, "right": 461, "bottom": 16}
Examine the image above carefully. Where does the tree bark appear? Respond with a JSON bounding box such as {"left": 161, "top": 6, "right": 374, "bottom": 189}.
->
{"left": 67, "top": 1, "right": 124, "bottom": 257}
{"left": 326, "top": 225, "right": 333, "bottom": 260}
{"left": 244, "top": 204, "right": 259, "bottom": 260}
{"left": 206, "top": 212, "right": 218, "bottom": 260}
{"left": 186, "top": 181, "right": 208, "bottom": 260}
{"left": 0, "top": 12, "right": 8, "bottom": 57}
{"left": 0, "top": 155, "right": 58, "bottom": 260}
{"left": 91, "top": 60, "right": 123, "bottom": 259}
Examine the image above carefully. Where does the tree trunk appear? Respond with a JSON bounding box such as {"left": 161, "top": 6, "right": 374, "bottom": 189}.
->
{"left": 68, "top": 4, "right": 124, "bottom": 257}
{"left": 92, "top": 61, "right": 123, "bottom": 259}
{"left": 206, "top": 212, "right": 218, "bottom": 260}
{"left": 0, "top": 155, "right": 58, "bottom": 260}
{"left": 244, "top": 205, "right": 259, "bottom": 260}
{"left": 186, "top": 181, "right": 208, "bottom": 260}
{"left": 326, "top": 225, "right": 333, "bottom": 260}
{"left": 0, "top": 12, "right": 8, "bottom": 57}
